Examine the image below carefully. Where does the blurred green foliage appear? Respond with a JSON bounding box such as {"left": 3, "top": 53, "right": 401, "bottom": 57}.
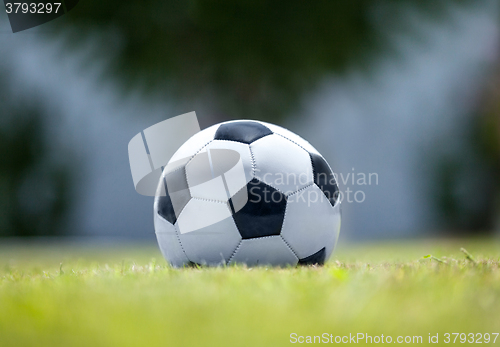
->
{"left": 477, "top": 68, "right": 500, "bottom": 227}
{"left": 434, "top": 65, "right": 500, "bottom": 232}
{"left": 59, "top": 0, "right": 465, "bottom": 120}
{"left": 0, "top": 75, "right": 71, "bottom": 237}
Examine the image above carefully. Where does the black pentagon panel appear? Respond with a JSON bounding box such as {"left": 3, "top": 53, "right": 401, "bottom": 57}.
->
{"left": 157, "top": 168, "right": 191, "bottom": 224}
{"left": 310, "top": 153, "right": 339, "bottom": 207}
{"left": 298, "top": 247, "right": 326, "bottom": 266}
{"left": 214, "top": 121, "right": 273, "bottom": 144}
{"left": 231, "top": 178, "right": 287, "bottom": 239}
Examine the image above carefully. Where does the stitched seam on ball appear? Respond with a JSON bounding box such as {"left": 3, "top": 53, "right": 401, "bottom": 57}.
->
{"left": 276, "top": 133, "right": 318, "bottom": 189}
{"left": 287, "top": 183, "right": 315, "bottom": 197}
{"left": 261, "top": 179, "right": 287, "bottom": 196}
{"left": 280, "top": 200, "right": 300, "bottom": 259}
{"left": 212, "top": 138, "right": 249, "bottom": 144}
{"left": 309, "top": 155, "right": 316, "bottom": 178}
{"left": 248, "top": 235, "right": 281, "bottom": 241}
{"left": 174, "top": 204, "right": 192, "bottom": 261}
{"left": 175, "top": 196, "right": 199, "bottom": 223}
{"left": 174, "top": 199, "right": 232, "bottom": 235}
{"left": 248, "top": 144, "right": 256, "bottom": 178}
{"left": 191, "top": 196, "right": 228, "bottom": 204}
{"left": 227, "top": 240, "right": 242, "bottom": 264}
{"left": 309, "top": 153, "right": 340, "bottom": 206}
{"left": 207, "top": 139, "right": 254, "bottom": 181}
{"left": 173, "top": 223, "right": 190, "bottom": 261}
{"left": 253, "top": 134, "right": 313, "bottom": 195}
{"left": 273, "top": 133, "right": 325, "bottom": 183}
{"left": 274, "top": 133, "right": 311, "bottom": 154}
{"left": 165, "top": 165, "right": 185, "bottom": 175}
{"left": 166, "top": 140, "right": 214, "bottom": 177}
{"left": 187, "top": 140, "right": 214, "bottom": 166}
{"left": 185, "top": 140, "right": 214, "bottom": 189}
{"left": 250, "top": 179, "right": 288, "bottom": 197}
{"left": 280, "top": 235, "right": 300, "bottom": 260}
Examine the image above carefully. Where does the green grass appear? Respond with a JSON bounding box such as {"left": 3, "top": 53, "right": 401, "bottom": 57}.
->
{"left": 1, "top": 238, "right": 499, "bottom": 347}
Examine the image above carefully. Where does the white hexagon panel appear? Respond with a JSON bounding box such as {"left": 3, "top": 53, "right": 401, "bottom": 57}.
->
{"left": 250, "top": 134, "right": 313, "bottom": 195}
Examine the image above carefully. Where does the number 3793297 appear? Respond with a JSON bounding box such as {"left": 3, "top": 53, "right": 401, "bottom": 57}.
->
{"left": 5, "top": 3, "right": 61, "bottom": 14}
{"left": 444, "top": 333, "right": 499, "bottom": 344}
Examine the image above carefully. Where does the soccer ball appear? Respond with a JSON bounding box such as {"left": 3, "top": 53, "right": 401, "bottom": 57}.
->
{"left": 154, "top": 120, "right": 341, "bottom": 267}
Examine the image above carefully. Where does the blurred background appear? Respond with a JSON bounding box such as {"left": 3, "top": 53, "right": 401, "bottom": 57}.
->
{"left": 0, "top": 0, "right": 499, "bottom": 243}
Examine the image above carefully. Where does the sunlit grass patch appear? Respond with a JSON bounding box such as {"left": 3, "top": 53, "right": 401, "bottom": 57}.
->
{"left": 0, "top": 238, "right": 499, "bottom": 347}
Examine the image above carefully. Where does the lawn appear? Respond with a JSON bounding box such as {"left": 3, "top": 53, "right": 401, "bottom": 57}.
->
{"left": 0, "top": 238, "right": 499, "bottom": 346}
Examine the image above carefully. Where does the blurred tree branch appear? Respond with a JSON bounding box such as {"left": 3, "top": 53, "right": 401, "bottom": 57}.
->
{"left": 56, "top": 0, "right": 471, "bottom": 120}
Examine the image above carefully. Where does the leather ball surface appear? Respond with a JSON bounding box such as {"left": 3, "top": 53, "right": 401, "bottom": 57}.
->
{"left": 154, "top": 120, "right": 341, "bottom": 267}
